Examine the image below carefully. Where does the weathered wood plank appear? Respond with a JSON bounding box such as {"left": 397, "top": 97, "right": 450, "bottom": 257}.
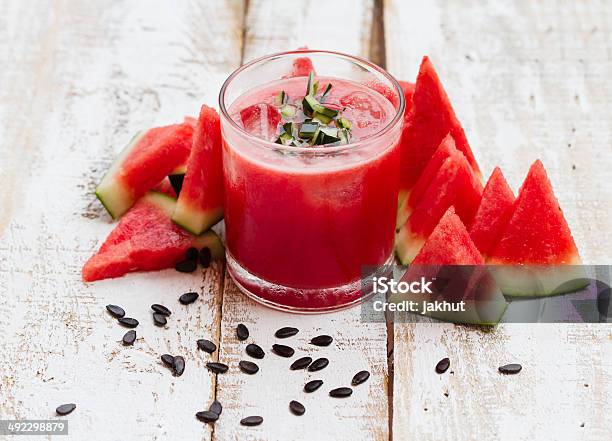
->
{"left": 385, "top": 1, "right": 612, "bottom": 439}
{"left": 0, "top": 1, "right": 244, "bottom": 439}
{"left": 212, "top": 1, "right": 391, "bottom": 440}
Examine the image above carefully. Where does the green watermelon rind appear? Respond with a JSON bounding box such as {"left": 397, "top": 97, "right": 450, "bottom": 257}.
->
{"left": 491, "top": 265, "right": 589, "bottom": 297}
{"left": 172, "top": 203, "right": 224, "bottom": 236}
{"left": 395, "top": 227, "right": 424, "bottom": 265}
{"left": 95, "top": 132, "right": 145, "bottom": 219}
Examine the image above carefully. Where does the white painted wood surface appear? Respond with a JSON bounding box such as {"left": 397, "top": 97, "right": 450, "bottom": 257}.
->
{"left": 0, "top": 1, "right": 610, "bottom": 440}
{"left": 385, "top": 1, "right": 612, "bottom": 440}
{"left": 0, "top": 1, "right": 243, "bottom": 440}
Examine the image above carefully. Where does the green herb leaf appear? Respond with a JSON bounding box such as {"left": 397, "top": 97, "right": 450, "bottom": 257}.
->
{"left": 274, "top": 90, "right": 287, "bottom": 106}
{"left": 281, "top": 104, "right": 296, "bottom": 119}
{"left": 320, "top": 83, "right": 332, "bottom": 102}
{"left": 336, "top": 116, "right": 352, "bottom": 130}
{"left": 312, "top": 112, "right": 333, "bottom": 125}
{"left": 338, "top": 128, "right": 350, "bottom": 144}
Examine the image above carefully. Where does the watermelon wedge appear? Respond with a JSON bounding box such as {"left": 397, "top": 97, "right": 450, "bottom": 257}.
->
{"left": 396, "top": 134, "right": 458, "bottom": 228}
{"left": 172, "top": 105, "right": 224, "bottom": 235}
{"left": 396, "top": 151, "right": 483, "bottom": 264}
{"left": 488, "top": 160, "right": 587, "bottom": 296}
{"left": 96, "top": 122, "right": 194, "bottom": 219}
{"left": 398, "top": 56, "right": 481, "bottom": 206}
{"left": 390, "top": 208, "right": 507, "bottom": 325}
{"left": 468, "top": 167, "right": 515, "bottom": 257}
{"left": 83, "top": 192, "right": 224, "bottom": 282}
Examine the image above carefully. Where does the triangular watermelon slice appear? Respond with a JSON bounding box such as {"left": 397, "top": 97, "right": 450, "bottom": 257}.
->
{"left": 172, "top": 105, "right": 224, "bottom": 235}
{"left": 390, "top": 208, "right": 507, "bottom": 325}
{"left": 396, "top": 134, "right": 458, "bottom": 228}
{"left": 488, "top": 160, "right": 587, "bottom": 296}
{"left": 83, "top": 192, "right": 224, "bottom": 282}
{"left": 396, "top": 152, "right": 483, "bottom": 264}
{"left": 96, "top": 122, "right": 194, "bottom": 219}
{"left": 468, "top": 167, "right": 515, "bottom": 257}
{"left": 398, "top": 56, "right": 481, "bottom": 206}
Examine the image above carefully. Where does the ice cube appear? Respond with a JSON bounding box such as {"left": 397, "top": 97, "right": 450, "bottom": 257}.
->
{"left": 239, "top": 103, "right": 281, "bottom": 141}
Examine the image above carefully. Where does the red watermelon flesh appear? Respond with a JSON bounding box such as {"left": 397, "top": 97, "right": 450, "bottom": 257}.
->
{"left": 468, "top": 167, "right": 515, "bottom": 257}
{"left": 396, "top": 152, "right": 483, "bottom": 264}
{"left": 172, "top": 105, "right": 224, "bottom": 235}
{"left": 489, "top": 160, "right": 580, "bottom": 265}
{"left": 96, "top": 122, "right": 194, "bottom": 219}
{"left": 396, "top": 134, "right": 458, "bottom": 228}
{"left": 399, "top": 56, "right": 481, "bottom": 203}
{"left": 291, "top": 56, "right": 315, "bottom": 77}
{"left": 413, "top": 207, "right": 484, "bottom": 265}
{"left": 83, "top": 192, "right": 224, "bottom": 282}
{"left": 152, "top": 177, "right": 177, "bottom": 198}
{"left": 399, "top": 81, "right": 415, "bottom": 115}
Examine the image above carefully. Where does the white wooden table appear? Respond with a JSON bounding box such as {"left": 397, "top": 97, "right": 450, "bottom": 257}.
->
{"left": 1, "top": 1, "right": 611, "bottom": 440}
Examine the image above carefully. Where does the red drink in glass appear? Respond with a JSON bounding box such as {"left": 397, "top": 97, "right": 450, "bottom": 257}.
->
{"left": 219, "top": 51, "right": 404, "bottom": 312}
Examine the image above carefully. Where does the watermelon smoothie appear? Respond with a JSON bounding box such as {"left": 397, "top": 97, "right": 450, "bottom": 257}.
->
{"left": 219, "top": 51, "right": 404, "bottom": 311}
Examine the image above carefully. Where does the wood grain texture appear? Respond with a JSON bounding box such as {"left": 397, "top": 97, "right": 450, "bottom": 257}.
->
{"left": 0, "top": 1, "right": 244, "bottom": 439}
{"left": 385, "top": 1, "right": 612, "bottom": 440}
{"left": 212, "top": 2, "right": 391, "bottom": 441}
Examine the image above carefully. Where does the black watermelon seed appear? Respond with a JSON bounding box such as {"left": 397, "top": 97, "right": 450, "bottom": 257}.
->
{"left": 161, "top": 354, "right": 175, "bottom": 367}
{"left": 209, "top": 400, "right": 222, "bottom": 416}
{"left": 179, "top": 292, "right": 199, "bottom": 305}
{"left": 329, "top": 387, "right": 353, "bottom": 398}
{"left": 275, "top": 327, "right": 299, "bottom": 338}
{"left": 246, "top": 343, "right": 264, "bottom": 359}
{"left": 236, "top": 323, "right": 249, "bottom": 341}
{"left": 175, "top": 259, "right": 197, "bottom": 273}
{"left": 56, "top": 403, "right": 76, "bottom": 416}
{"left": 290, "top": 356, "right": 312, "bottom": 370}
{"left": 240, "top": 416, "right": 263, "bottom": 426}
{"left": 206, "top": 362, "right": 229, "bottom": 374}
{"left": 351, "top": 370, "right": 370, "bottom": 386}
{"left": 186, "top": 247, "right": 199, "bottom": 261}
{"left": 173, "top": 356, "right": 185, "bottom": 376}
{"left": 239, "top": 360, "right": 259, "bottom": 374}
{"left": 197, "top": 339, "right": 217, "bottom": 353}
{"left": 308, "top": 358, "right": 329, "bottom": 372}
{"left": 122, "top": 330, "right": 136, "bottom": 346}
{"left": 199, "top": 247, "right": 212, "bottom": 268}
{"left": 151, "top": 304, "right": 172, "bottom": 316}
{"left": 195, "top": 410, "right": 218, "bottom": 423}
{"left": 153, "top": 313, "right": 167, "bottom": 327}
{"left": 106, "top": 304, "right": 125, "bottom": 318}
{"left": 118, "top": 317, "right": 139, "bottom": 328}
{"left": 289, "top": 400, "right": 305, "bottom": 416}
{"left": 435, "top": 358, "right": 450, "bottom": 374}
{"left": 304, "top": 380, "right": 324, "bottom": 393}
{"left": 310, "top": 335, "right": 333, "bottom": 346}
{"left": 272, "top": 344, "right": 294, "bottom": 358}
{"left": 499, "top": 363, "right": 522, "bottom": 374}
